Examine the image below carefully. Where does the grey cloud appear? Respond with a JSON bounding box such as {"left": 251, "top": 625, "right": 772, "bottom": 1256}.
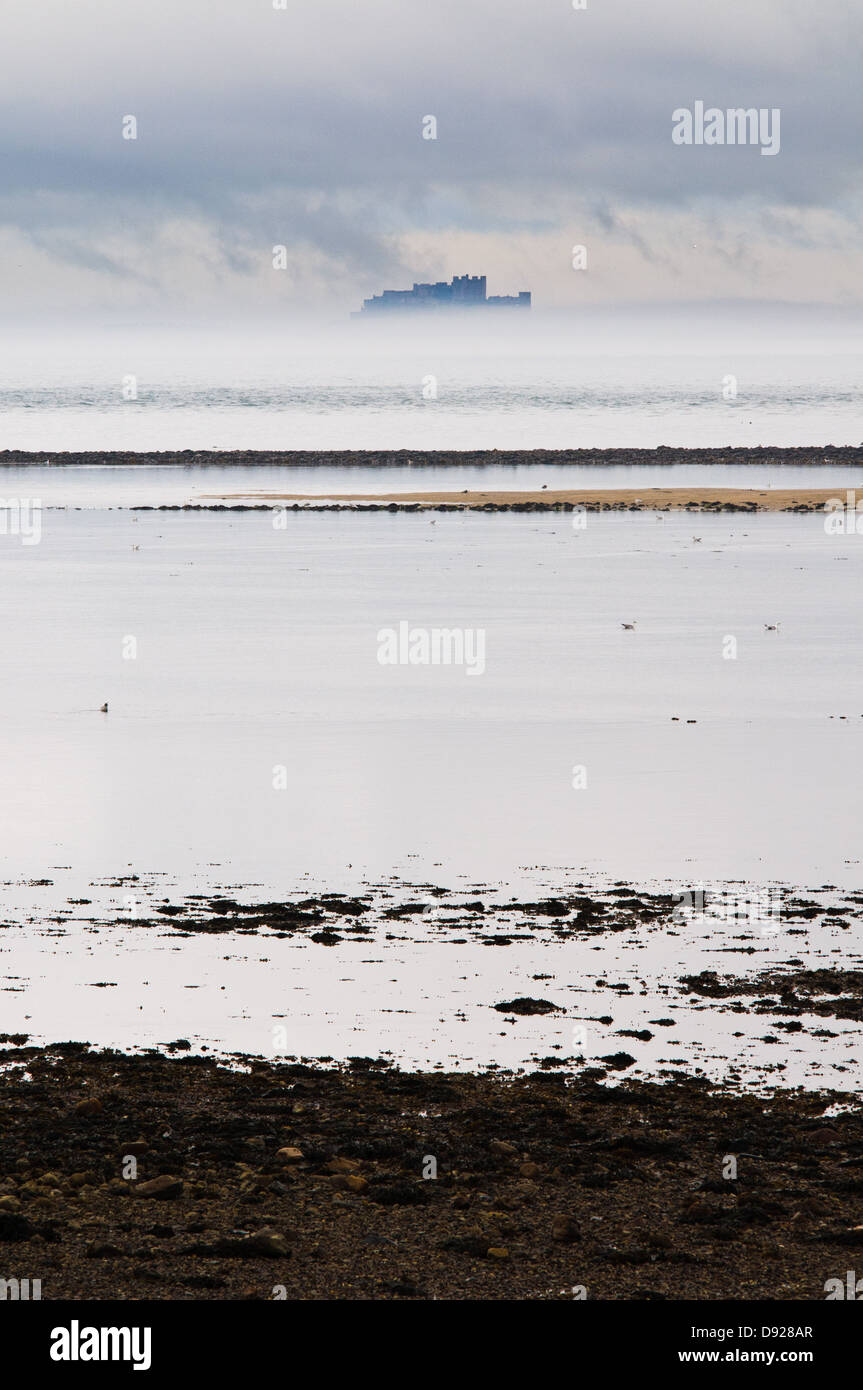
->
{"left": 0, "top": 0, "right": 861, "bottom": 308}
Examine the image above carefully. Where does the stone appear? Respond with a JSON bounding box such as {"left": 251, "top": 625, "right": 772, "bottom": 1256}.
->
{"left": 74, "top": 1098, "right": 103, "bottom": 1117}
{"left": 243, "top": 1230, "right": 292, "bottom": 1257}
{"left": 490, "top": 1140, "right": 518, "bottom": 1158}
{"left": 487, "top": 1246, "right": 509, "bottom": 1259}
{"left": 0, "top": 1212, "right": 34, "bottom": 1242}
{"left": 370, "top": 1181, "right": 428, "bottom": 1206}
{"left": 494, "top": 998, "right": 561, "bottom": 1016}
{"left": 326, "top": 1157, "right": 359, "bottom": 1174}
{"left": 647, "top": 1232, "right": 673, "bottom": 1250}
{"left": 276, "top": 1146, "right": 304, "bottom": 1164}
{"left": 195, "top": 1228, "right": 293, "bottom": 1258}
{"left": 519, "top": 1162, "right": 540, "bottom": 1180}
{"left": 134, "top": 1175, "right": 184, "bottom": 1200}
{"left": 552, "top": 1215, "right": 580, "bottom": 1243}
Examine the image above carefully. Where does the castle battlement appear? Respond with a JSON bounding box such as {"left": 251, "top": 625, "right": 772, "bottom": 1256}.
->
{"left": 356, "top": 275, "right": 530, "bottom": 315}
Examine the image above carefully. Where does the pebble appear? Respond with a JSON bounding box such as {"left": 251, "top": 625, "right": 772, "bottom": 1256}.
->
{"left": 326, "top": 1157, "right": 360, "bottom": 1174}
{"left": 552, "top": 1215, "right": 580, "bottom": 1243}
{"left": 244, "top": 1230, "right": 292, "bottom": 1257}
{"left": 134, "top": 1175, "right": 184, "bottom": 1200}
{"left": 74, "top": 1098, "right": 103, "bottom": 1117}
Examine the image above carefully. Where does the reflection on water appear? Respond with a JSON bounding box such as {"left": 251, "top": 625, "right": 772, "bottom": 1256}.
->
{"left": 1, "top": 505, "right": 861, "bottom": 1079}
{"left": 1, "top": 508, "right": 861, "bottom": 888}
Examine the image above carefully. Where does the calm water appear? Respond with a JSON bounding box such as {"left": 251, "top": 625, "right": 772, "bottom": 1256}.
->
{"left": 1, "top": 506, "right": 862, "bottom": 1081}
{"left": 1, "top": 323, "right": 862, "bottom": 450}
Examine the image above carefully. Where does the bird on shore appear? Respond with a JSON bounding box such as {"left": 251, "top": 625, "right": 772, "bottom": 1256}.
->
{"left": 99, "top": 702, "right": 108, "bottom": 713}
{"left": 621, "top": 622, "right": 636, "bottom": 631}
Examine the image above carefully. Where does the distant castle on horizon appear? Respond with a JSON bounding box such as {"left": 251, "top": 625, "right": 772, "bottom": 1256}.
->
{"left": 354, "top": 274, "right": 530, "bottom": 316}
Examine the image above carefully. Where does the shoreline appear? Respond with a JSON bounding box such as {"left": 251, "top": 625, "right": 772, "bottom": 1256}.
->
{"left": 2, "top": 1043, "right": 861, "bottom": 1300}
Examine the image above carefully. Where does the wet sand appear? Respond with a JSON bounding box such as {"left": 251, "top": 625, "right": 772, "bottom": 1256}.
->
{"left": 2, "top": 1043, "right": 862, "bottom": 1301}
{"left": 198, "top": 486, "right": 848, "bottom": 512}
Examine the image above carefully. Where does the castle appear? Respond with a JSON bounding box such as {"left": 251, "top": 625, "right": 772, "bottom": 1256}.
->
{"left": 356, "top": 274, "right": 530, "bottom": 315}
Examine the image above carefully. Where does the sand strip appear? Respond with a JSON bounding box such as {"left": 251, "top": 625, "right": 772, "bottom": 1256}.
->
{"left": 198, "top": 486, "right": 851, "bottom": 512}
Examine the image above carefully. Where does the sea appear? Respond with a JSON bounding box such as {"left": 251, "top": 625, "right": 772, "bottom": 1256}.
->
{"left": 1, "top": 316, "right": 862, "bottom": 1083}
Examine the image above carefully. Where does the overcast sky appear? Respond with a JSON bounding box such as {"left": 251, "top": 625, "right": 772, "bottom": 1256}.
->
{"left": 1, "top": 0, "right": 861, "bottom": 317}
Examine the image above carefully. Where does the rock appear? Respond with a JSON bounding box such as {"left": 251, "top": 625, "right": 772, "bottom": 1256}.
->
{"left": 440, "top": 1232, "right": 490, "bottom": 1256}
{"left": 193, "top": 1228, "right": 293, "bottom": 1258}
{"left": 494, "top": 998, "right": 561, "bottom": 1016}
{"left": 599, "top": 1052, "right": 637, "bottom": 1070}
{"left": 0, "top": 1195, "right": 21, "bottom": 1213}
{"left": 74, "top": 1098, "right": 103, "bottom": 1117}
{"left": 326, "top": 1157, "right": 359, "bottom": 1174}
{"left": 276, "top": 1146, "right": 304, "bottom": 1164}
{"left": 370, "top": 1181, "right": 428, "bottom": 1206}
{"left": 134, "top": 1176, "right": 184, "bottom": 1200}
{"left": 330, "top": 1173, "right": 366, "bottom": 1192}
{"left": 490, "top": 1140, "right": 518, "bottom": 1158}
{"left": 0, "top": 1212, "right": 34, "bottom": 1242}
{"left": 183, "top": 1273, "right": 227, "bottom": 1290}
{"left": 647, "top": 1232, "right": 673, "bottom": 1250}
{"left": 519, "top": 1161, "right": 540, "bottom": 1180}
{"left": 243, "top": 1230, "right": 292, "bottom": 1257}
{"left": 487, "top": 1246, "right": 509, "bottom": 1259}
{"left": 551, "top": 1215, "right": 580, "bottom": 1243}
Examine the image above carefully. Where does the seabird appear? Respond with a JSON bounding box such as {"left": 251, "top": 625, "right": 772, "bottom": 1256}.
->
{"left": 621, "top": 622, "right": 636, "bottom": 631}
{"left": 99, "top": 703, "right": 108, "bottom": 713}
